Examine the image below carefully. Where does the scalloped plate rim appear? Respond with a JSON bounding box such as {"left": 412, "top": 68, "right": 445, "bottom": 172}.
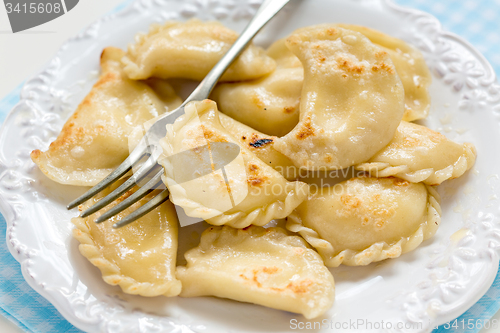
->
{"left": 0, "top": 0, "right": 499, "bottom": 332}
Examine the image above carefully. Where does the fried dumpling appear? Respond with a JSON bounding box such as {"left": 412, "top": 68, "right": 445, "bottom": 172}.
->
{"left": 177, "top": 225, "right": 335, "bottom": 319}
{"left": 72, "top": 178, "right": 181, "bottom": 297}
{"left": 355, "top": 121, "right": 477, "bottom": 185}
{"left": 213, "top": 24, "right": 430, "bottom": 135}
{"left": 30, "top": 47, "right": 182, "bottom": 186}
{"left": 219, "top": 113, "right": 298, "bottom": 180}
{"left": 159, "top": 100, "right": 309, "bottom": 228}
{"left": 337, "top": 24, "right": 432, "bottom": 121}
{"left": 122, "top": 19, "right": 276, "bottom": 82}
{"left": 287, "top": 176, "right": 441, "bottom": 267}
{"left": 211, "top": 38, "right": 303, "bottom": 136}
{"left": 274, "top": 26, "right": 405, "bottom": 170}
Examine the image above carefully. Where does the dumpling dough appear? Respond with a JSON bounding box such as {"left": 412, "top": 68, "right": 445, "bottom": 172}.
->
{"left": 72, "top": 178, "right": 181, "bottom": 297}
{"left": 159, "top": 100, "right": 309, "bottom": 228}
{"left": 177, "top": 225, "right": 335, "bottom": 319}
{"left": 30, "top": 47, "right": 182, "bottom": 186}
{"left": 122, "top": 19, "right": 276, "bottom": 82}
{"left": 355, "top": 121, "right": 477, "bottom": 185}
{"left": 213, "top": 24, "right": 430, "bottom": 134}
{"left": 219, "top": 113, "right": 298, "bottom": 180}
{"left": 287, "top": 176, "right": 441, "bottom": 267}
{"left": 274, "top": 26, "right": 405, "bottom": 170}
{"left": 337, "top": 24, "right": 432, "bottom": 121}
{"left": 211, "top": 38, "right": 303, "bottom": 136}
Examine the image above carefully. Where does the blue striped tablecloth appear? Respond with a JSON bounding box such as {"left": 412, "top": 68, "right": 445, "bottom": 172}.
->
{"left": 1, "top": 0, "right": 500, "bottom": 332}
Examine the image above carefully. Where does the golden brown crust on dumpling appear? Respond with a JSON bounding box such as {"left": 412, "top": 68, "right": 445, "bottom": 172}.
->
{"left": 30, "top": 47, "right": 181, "bottom": 186}
{"left": 213, "top": 24, "right": 431, "bottom": 138}
{"left": 355, "top": 121, "right": 477, "bottom": 185}
{"left": 218, "top": 113, "right": 298, "bottom": 180}
{"left": 177, "top": 225, "right": 335, "bottom": 319}
{"left": 337, "top": 24, "right": 432, "bottom": 121}
{"left": 286, "top": 176, "right": 441, "bottom": 267}
{"left": 159, "top": 100, "right": 309, "bottom": 228}
{"left": 274, "top": 26, "right": 405, "bottom": 170}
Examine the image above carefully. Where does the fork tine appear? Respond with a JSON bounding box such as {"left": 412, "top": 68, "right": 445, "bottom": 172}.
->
{"left": 113, "top": 189, "right": 170, "bottom": 229}
{"left": 80, "top": 155, "right": 159, "bottom": 218}
{"left": 94, "top": 168, "right": 164, "bottom": 223}
{"left": 66, "top": 146, "right": 149, "bottom": 210}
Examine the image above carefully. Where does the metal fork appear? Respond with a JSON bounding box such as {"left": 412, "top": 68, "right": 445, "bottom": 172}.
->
{"left": 66, "top": 0, "right": 290, "bottom": 228}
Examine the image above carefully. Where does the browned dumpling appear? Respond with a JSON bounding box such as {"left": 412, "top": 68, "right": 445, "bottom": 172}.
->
{"left": 212, "top": 24, "right": 432, "bottom": 136}
{"left": 219, "top": 113, "right": 298, "bottom": 180}
{"left": 337, "top": 24, "right": 432, "bottom": 121}
{"left": 355, "top": 121, "right": 476, "bottom": 185}
{"left": 274, "top": 25, "right": 405, "bottom": 170}
{"left": 287, "top": 176, "right": 441, "bottom": 267}
{"left": 159, "top": 100, "right": 309, "bottom": 228}
{"left": 30, "top": 47, "right": 181, "bottom": 186}
{"left": 177, "top": 225, "right": 335, "bottom": 319}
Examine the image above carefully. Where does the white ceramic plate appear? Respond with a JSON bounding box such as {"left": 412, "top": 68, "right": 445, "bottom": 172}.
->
{"left": 1, "top": 0, "right": 500, "bottom": 332}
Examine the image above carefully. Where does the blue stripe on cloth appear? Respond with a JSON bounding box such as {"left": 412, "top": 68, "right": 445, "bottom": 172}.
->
{"left": 1, "top": 0, "right": 499, "bottom": 332}
{"left": 396, "top": 0, "right": 500, "bottom": 76}
{"left": 0, "top": 216, "right": 83, "bottom": 333}
{"left": 0, "top": 306, "right": 31, "bottom": 332}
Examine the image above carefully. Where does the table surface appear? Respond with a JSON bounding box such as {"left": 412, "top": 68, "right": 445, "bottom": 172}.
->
{"left": 1, "top": 0, "right": 499, "bottom": 332}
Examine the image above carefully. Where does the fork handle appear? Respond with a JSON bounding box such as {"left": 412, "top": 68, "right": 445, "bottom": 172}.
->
{"left": 142, "top": 0, "right": 290, "bottom": 144}
{"left": 181, "top": 0, "right": 290, "bottom": 106}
